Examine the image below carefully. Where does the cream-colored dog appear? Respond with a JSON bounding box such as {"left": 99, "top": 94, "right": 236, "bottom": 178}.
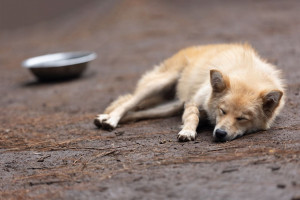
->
{"left": 94, "top": 44, "right": 285, "bottom": 142}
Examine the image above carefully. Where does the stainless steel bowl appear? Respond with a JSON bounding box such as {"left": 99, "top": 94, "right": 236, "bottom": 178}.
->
{"left": 22, "top": 52, "right": 97, "bottom": 81}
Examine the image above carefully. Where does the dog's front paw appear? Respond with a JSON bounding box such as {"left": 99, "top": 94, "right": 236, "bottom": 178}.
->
{"left": 101, "top": 117, "right": 118, "bottom": 131}
{"left": 177, "top": 130, "right": 196, "bottom": 142}
{"left": 94, "top": 114, "right": 118, "bottom": 131}
{"left": 94, "top": 114, "right": 109, "bottom": 128}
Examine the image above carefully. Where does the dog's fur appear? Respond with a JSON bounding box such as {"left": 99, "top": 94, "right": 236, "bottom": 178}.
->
{"left": 94, "top": 44, "right": 285, "bottom": 142}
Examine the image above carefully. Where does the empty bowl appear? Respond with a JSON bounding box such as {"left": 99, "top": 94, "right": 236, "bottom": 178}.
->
{"left": 22, "top": 51, "right": 97, "bottom": 81}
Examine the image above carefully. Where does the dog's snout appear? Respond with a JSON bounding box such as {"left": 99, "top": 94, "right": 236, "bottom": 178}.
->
{"left": 215, "top": 129, "right": 227, "bottom": 139}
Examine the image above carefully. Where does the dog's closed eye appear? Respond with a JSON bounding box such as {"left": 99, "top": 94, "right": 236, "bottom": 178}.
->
{"left": 236, "top": 117, "right": 248, "bottom": 121}
{"left": 220, "top": 108, "right": 227, "bottom": 115}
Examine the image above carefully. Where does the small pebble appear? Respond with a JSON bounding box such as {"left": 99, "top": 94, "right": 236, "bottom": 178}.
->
{"left": 277, "top": 183, "right": 286, "bottom": 189}
{"left": 269, "top": 165, "right": 281, "bottom": 171}
{"left": 159, "top": 140, "right": 167, "bottom": 144}
{"left": 291, "top": 181, "right": 298, "bottom": 186}
{"left": 114, "top": 131, "right": 124, "bottom": 136}
{"left": 37, "top": 155, "right": 51, "bottom": 162}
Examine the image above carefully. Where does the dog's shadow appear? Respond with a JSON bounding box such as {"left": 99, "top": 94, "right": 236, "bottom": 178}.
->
{"left": 196, "top": 120, "right": 214, "bottom": 137}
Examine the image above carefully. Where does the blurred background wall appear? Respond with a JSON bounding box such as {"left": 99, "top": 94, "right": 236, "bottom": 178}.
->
{"left": 0, "top": 0, "right": 97, "bottom": 30}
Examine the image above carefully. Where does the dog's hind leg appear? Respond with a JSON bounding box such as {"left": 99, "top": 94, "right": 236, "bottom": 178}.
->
{"left": 94, "top": 47, "right": 195, "bottom": 130}
{"left": 104, "top": 94, "right": 133, "bottom": 114}
{"left": 120, "top": 100, "right": 183, "bottom": 122}
{"left": 94, "top": 94, "right": 133, "bottom": 127}
{"left": 94, "top": 94, "right": 166, "bottom": 127}
{"left": 94, "top": 66, "right": 180, "bottom": 130}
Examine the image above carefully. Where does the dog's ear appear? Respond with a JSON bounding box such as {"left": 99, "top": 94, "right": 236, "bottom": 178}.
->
{"left": 261, "top": 90, "right": 283, "bottom": 117}
{"left": 210, "top": 70, "right": 229, "bottom": 93}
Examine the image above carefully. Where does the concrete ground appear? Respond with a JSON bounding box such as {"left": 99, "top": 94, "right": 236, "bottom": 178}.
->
{"left": 0, "top": 0, "right": 299, "bottom": 199}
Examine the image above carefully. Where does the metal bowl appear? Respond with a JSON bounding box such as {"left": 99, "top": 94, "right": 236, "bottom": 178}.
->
{"left": 22, "top": 52, "right": 97, "bottom": 81}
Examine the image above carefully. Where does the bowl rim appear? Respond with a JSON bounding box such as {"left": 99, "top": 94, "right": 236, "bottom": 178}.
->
{"left": 22, "top": 51, "right": 97, "bottom": 68}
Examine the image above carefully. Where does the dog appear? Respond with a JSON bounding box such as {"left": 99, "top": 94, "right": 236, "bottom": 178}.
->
{"left": 94, "top": 43, "right": 285, "bottom": 142}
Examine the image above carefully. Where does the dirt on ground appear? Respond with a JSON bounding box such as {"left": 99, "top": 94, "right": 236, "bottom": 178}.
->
{"left": 0, "top": 0, "right": 299, "bottom": 199}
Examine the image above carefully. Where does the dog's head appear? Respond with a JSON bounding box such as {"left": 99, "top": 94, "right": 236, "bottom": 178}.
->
{"left": 209, "top": 70, "right": 284, "bottom": 142}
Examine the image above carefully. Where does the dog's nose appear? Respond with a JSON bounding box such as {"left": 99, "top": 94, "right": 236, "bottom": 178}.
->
{"left": 215, "top": 129, "right": 227, "bottom": 139}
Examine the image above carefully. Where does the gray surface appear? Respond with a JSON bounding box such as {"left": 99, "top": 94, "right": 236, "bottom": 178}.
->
{"left": 0, "top": 0, "right": 299, "bottom": 199}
